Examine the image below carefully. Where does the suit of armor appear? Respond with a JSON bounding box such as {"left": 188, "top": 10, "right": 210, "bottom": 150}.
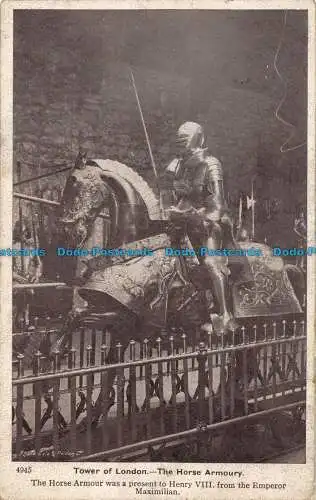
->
{"left": 166, "top": 122, "right": 246, "bottom": 331}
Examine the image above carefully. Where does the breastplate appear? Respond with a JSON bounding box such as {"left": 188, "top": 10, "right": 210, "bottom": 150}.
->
{"left": 173, "top": 161, "right": 208, "bottom": 205}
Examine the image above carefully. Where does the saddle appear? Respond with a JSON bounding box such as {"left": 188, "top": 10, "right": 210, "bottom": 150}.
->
{"left": 78, "top": 235, "right": 302, "bottom": 325}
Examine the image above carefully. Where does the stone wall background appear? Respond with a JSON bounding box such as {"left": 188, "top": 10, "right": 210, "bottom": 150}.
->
{"left": 13, "top": 10, "right": 307, "bottom": 248}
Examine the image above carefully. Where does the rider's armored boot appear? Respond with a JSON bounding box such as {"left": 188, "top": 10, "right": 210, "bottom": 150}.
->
{"left": 201, "top": 265, "right": 238, "bottom": 335}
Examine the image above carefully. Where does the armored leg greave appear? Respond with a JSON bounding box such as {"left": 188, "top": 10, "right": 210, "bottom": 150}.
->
{"left": 203, "top": 258, "right": 230, "bottom": 317}
{"left": 201, "top": 230, "right": 236, "bottom": 332}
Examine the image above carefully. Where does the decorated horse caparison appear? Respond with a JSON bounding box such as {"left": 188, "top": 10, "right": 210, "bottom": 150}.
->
{"left": 46, "top": 152, "right": 304, "bottom": 427}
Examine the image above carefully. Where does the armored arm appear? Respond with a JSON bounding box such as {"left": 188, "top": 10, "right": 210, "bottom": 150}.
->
{"left": 163, "top": 158, "right": 181, "bottom": 207}
{"left": 204, "top": 157, "right": 226, "bottom": 222}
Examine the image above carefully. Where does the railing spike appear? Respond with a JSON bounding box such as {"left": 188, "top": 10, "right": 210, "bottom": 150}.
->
{"left": 34, "top": 350, "right": 42, "bottom": 375}
{"left": 86, "top": 344, "right": 93, "bottom": 366}
{"left": 115, "top": 342, "right": 123, "bottom": 363}
{"left": 100, "top": 344, "right": 107, "bottom": 365}
{"left": 263, "top": 323, "right": 267, "bottom": 341}
{"left": 272, "top": 321, "right": 277, "bottom": 340}
{"left": 231, "top": 327, "right": 236, "bottom": 347}
{"left": 156, "top": 337, "right": 162, "bottom": 357}
{"left": 129, "top": 340, "right": 136, "bottom": 362}
{"left": 69, "top": 347, "right": 76, "bottom": 369}
{"left": 181, "top": 332, "right": 187, "bottom": 353}
{"left": 169, "top": 336, "right": 174, "bottom": 356}
{"left": 17, "top": 353, "right": 24, "bottom": 378}
{"left": 220, "top": 330, "right": 225, "bottom": 349}
{"left": 207, "top": 328, "right": 213, "bottom": 349}
{"left": 52, "top": 348, "right": 60, "bottom": 373}
{"left": 143, "top": 338, "right": 149, "bottom": 360}
{"left": 241, "top": 325, "right": 246, "bottom": 344}
{"left": 282, "top": 319, "right": 286, "bottom": 338}
{"left": 253, "top": 324, "right": 257, "bottom": 343}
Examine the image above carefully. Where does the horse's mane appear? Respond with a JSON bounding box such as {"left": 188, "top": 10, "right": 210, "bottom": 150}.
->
{"left": 92, "top": 159, "right": 162, "bottom": 220}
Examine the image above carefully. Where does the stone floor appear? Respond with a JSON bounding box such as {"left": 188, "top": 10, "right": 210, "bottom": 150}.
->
{"left": 265, "top": 447, "right": 305, "bottom": 463}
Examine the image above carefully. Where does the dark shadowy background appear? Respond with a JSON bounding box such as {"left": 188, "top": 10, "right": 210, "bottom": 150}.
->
{"left": 13, "top": 10, "right": 307, "bottom": 246}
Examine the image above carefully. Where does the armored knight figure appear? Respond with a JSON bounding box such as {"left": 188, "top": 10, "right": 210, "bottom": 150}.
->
{"left": 166, "top": 121, "right": 252, "bottom": 332}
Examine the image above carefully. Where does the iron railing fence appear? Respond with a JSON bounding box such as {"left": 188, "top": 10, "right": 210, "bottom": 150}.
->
{"left": 12, "top": 188, "right": 307, "bottom": 461}
{"left": 12, "top": 317, "right": 306, "bottom": 461}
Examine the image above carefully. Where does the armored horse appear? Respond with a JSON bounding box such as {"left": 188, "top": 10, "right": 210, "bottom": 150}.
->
{"left": 51, "top": 152, "right": 304, "bottom": 429}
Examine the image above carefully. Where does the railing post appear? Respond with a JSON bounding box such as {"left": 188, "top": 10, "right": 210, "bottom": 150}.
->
{"left": 241, "top": 326, "right": 249, "bottom": 415}
{"left": 52, "top": 349, "right": 61, "bottom": 373}
{"left": 219, "top": 332, "right": 226, "bottom": 421}
{"left": 15, "top": 353, "right": 25, "bottom": 459}
{"left": 300, "top": 320, "right": 306, "bottom": 390}
{"left": 33, "top": 350, "right": 42, "bottom": 459}
{"left": 272, "top": 321, "right": 277, "bottom": 340}
{"left": 51, "top": 348, "right": 61, "bottom": 457}
{"left": 156, "top": 337, "right": 165, "bottom": 435}
{"left": 228, "top": 343, "right": 235, "bottom": 419}
{"left": 167, "top": 336, "right": 174, "bottom": 375}
{"left": 116, "top": 342, "right": 123, "bottom": 364}
{"left": 79, "top": 326, "right": 85, "bottom": 388}
{"left": 68, "top": 347, "right": 76, "bottom": 389}
{"left": 91, "top": 328, "right": 97, "bottom": 366}
{"left": 156, "top": 337, "right": 162, "bottom": 357}
{"left": 86, "top": 345, "right": 93, "bottom": 455}
{"left": 182, "top": 332, "right": 187, "bottom": 354}
{"left": 196, "top": 341, "right": 208, "bottom": 459}
{"left": 69, "top": 347, "right": 76, "bottom": 369}
{"left": 68, "top": 348, "right": 77, "bottom": 453}
{"left": 231, "top": 327, "right": 236, "bottom": 347}
{"left": 17, "top": 353, "right": 24, "bottom": 378}
{"left": 127, "top": 340, "right": 137, "bottom": 441}
{"left": 180, "top": 332, "right": 190, "bottom": 428}
{"left": 253, "top": 324, "right": 257, "bottom": 343}
{"left": 241, "top": 325, "right": 246, "bottom": 345}
{"left": 169, "top": 336, "right": 178, "bottom": 433}
{"left": 252, "top": 324, "right": 259, "bottom": 411}
{"left": 100, "top": 344, "right": 107, "bottom": 366}
{"left": 100, "top": 344, "right": 110, "bottom": 450}
{"left": 116, "top": 342, "right": 125, "bottom": 447}
{"left": 262, "top": 323, "right": 268, "bottom": 399}
{"left": 197, "top": 341, "right": 207, "bottom": 423}
{"left": 281, "top": 320, "right": 287, "bottom": 388}
{"left": 293, "top": 319, "right": 297, "bottom": 338}
{"left": 16, "top": 161, "right": 25, "bottom": 275}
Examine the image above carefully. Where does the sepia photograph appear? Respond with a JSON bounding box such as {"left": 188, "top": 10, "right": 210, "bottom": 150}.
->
{"left": 1, "top": 2, "right": 315, "bottom": 499}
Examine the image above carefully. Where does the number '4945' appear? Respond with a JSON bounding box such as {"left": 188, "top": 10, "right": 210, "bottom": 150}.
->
{"left": 16, "top": 466, "right": 32, "bottom": 473}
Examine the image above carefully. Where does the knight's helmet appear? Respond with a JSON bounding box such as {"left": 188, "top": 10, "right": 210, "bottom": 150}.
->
{"left": 176, "top": 121, "right": 205, "bottom": 154}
